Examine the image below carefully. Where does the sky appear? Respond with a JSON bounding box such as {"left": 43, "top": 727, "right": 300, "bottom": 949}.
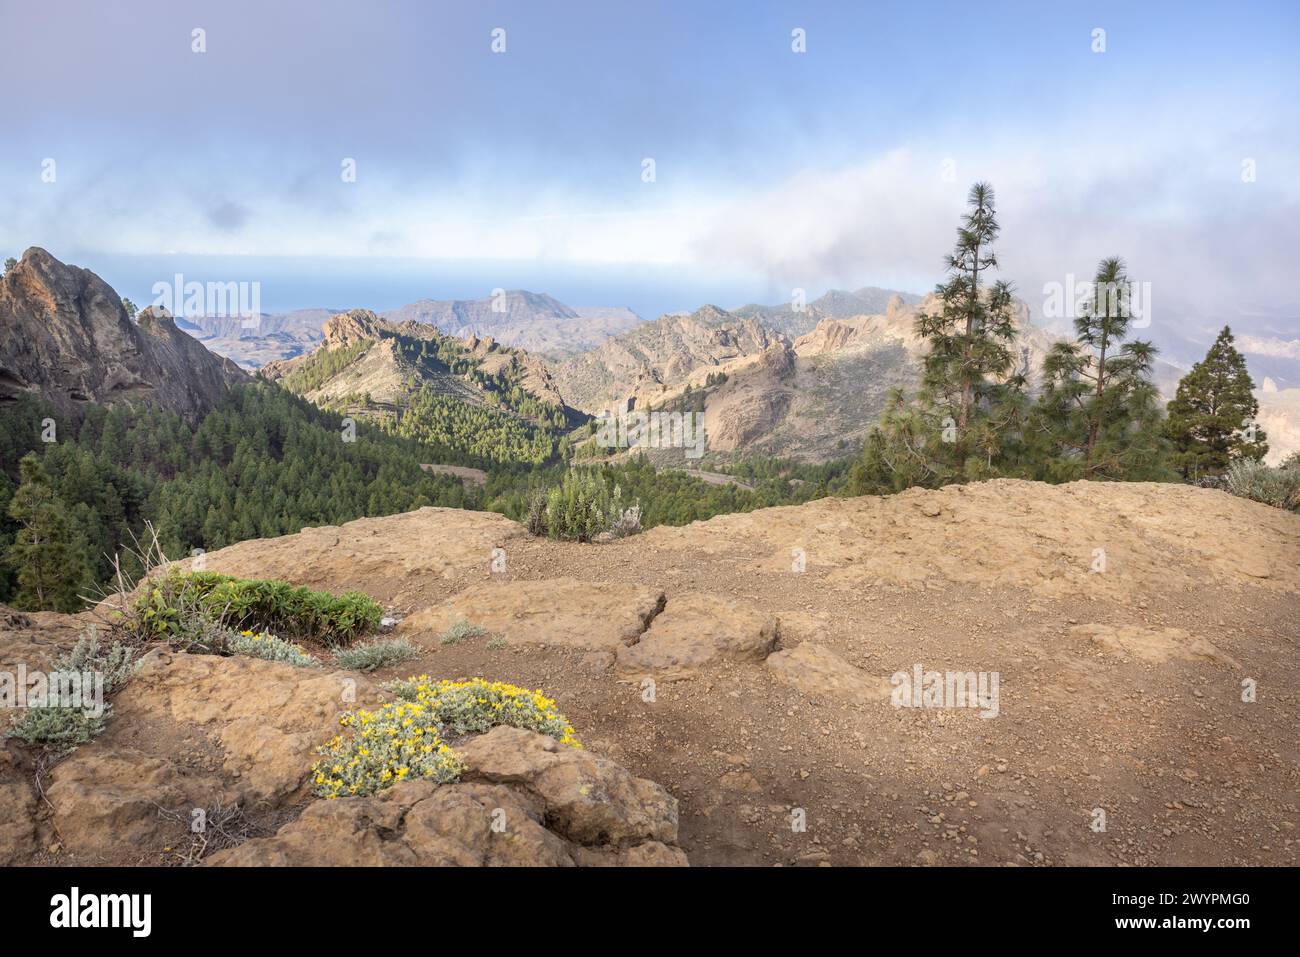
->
{"left": 1, "top": 0, "right": 1298, "bottom": 345}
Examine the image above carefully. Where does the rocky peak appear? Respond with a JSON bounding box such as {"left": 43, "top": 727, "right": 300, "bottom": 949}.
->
{"left": 322, "top": 309, "right": 384, "bottom": 349}
{"left": 0, "top": 247, "right": 246, "bottom": 424}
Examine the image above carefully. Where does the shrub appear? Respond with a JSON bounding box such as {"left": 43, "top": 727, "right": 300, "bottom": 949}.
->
{"left": 334, "top": 637, "right": 418, "bottom": 673}
{"left": 57, "top": 630, "right": 140, "bottom": 694}
{"left": 4, "top": 631, "right": 139, "bottom": 756}
{"left": 523, "top": 488, "right": 548, "bottom": 536}
{"left": 312, "top": 701, "right": 464, "bottom": 799}
{"left": 5, "top": 706, "right": 106, "bottom": 756}
{"left": 129, "top": 569, "right": 232, "bottom": 652}
{"left": 227, "top": 629, "right": 319, "bottom": 667}
{"left": 385, "top": 676, "right": 581, "bottom": 747}
{"left": 1225, "top": 458, "right": 1300, "bottom": 511}
{"left": 608, "top": 503, "right": 643, "bottom": 538}
{"left": 132, "top": 571, "right": 382, "bottom": 646}
{"left": 438, "top": 618, "right": 486, "bottom": 645}
{"left": 529, "top": 470, "right": 640, "bottom": 542}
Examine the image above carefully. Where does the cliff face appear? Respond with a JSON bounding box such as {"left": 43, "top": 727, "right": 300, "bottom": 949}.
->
{"left": 552, "top": 305, "right": 778, "bottom": 413}
{"left": 0, "top": 247, "right": 246, "bottom": 424}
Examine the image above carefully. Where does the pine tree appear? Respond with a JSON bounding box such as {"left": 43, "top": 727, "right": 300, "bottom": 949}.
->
{"left": 1029, "top": 258, "right": 1171, "bottom": 479}
{"left": 849, "top": 390, "right": 947, "bottom": 493}
{"left": 1165, "top": 326, "right": 1267, "bottom": 477}
{"left": 861, "top": 183, "right": 1026, "bottom": 488}
{"left": 4, "top": 454, "right": 91, "bottom": 612}
{"left": 914, "top": 182, "right": 1026, "bottom": 476}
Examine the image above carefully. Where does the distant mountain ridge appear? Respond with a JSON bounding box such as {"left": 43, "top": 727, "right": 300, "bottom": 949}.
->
{"left": 182, "top": 308, "right": 342, "bottom": 370}
{"left": 382, "top": 291, "right": 643, "bottom": 357}
{"left": 178, "top": 291, "right": 644, "bottom": 368}
{"left": 0, "top": 248, "right": 246, "bottom": 424}
{"left": 731, "top": 285, "right": 924, "bottom": 338}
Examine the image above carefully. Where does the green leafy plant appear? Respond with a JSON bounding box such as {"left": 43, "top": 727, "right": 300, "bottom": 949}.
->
{"left": 132, "top": 570, "right": 382, "bottom": 646}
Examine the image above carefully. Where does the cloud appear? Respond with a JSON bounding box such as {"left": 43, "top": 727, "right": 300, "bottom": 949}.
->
{"left": 683, "top": 114, "right": 1300, "bottom": 337}
{"left": 207, "top": 201, "right": 252, "bottom": 231}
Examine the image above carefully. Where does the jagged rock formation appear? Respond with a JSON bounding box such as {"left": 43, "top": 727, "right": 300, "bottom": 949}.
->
{"left": 553, "top": 304, "right": 779, "bottom": 413}
{"left": 552, "top": 294, "right": 1026, "bottom": 461}
{"left": 262, "top": 309, "right": 574, "bottom": 421}
{"left": 0, "top": 248, "right": 246, "bottom": 423}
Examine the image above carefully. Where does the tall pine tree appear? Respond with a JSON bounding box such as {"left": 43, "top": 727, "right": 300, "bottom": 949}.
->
{"left": 856, "top": 182, "right": 1026, "bottom": 490}
{"left": 1165, "top": 326, "right": 1267, "bottom": 477}
{"left": 915, "top": 180, "right": 1024, "bottom": 468}
{"left": 5, "top": 454, "right": 91, "bottom": 612}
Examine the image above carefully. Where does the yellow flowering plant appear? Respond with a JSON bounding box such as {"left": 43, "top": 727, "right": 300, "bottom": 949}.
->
{"left": 312, "top": 700, "right": 465, "bottom": 799}
{"left": 386, "top": 676, "right": 581, "bottom": 747}
{"left": 313, "top": 677, "right": 581, "bottom": 799}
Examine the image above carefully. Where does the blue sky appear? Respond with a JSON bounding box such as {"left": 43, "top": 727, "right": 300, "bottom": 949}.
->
{"left": 1, "top": 0, "right": 1297, "bottom": 334}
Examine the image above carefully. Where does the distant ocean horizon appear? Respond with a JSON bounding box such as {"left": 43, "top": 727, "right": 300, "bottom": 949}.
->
{"left": 58, "top": 251, "right": 932, "bottom": 322}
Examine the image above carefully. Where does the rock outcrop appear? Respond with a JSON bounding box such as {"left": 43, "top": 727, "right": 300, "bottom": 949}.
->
{"left": 210, "top": 727, "right": 685, "bottom": 866}
{"left": 0, "top": 634, "right": 687, "bottom": 867}
{"left": 553, "top": 305, "right": 778, "bottom": 413}
{"left": 0, "top": 247, "right": 246, "bottom": 423}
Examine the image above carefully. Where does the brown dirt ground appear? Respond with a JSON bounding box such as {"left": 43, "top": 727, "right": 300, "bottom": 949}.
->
{"left": 4, "top": 479, "right": 1298, "bottom": 866}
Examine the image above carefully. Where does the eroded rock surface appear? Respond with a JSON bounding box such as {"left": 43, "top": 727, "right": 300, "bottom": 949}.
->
{"left": 765, "top": 642, "right": 893, "bottom": 702}
{"left": 400, "top": 578, "right": 664, "bottom": 650}
{"left": 0, "top": 247, "right": 245, "bottom": 424}
{"left": 210, "top": 727, "right": 686, "bottom": 866}
{"left": 616, "top": 593, "right": 779, "bottom": 680}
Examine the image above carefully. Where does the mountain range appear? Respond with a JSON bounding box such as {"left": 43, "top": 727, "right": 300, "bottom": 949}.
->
{"left": 4, "top": 249, "right": 1297, "bottom": 466}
